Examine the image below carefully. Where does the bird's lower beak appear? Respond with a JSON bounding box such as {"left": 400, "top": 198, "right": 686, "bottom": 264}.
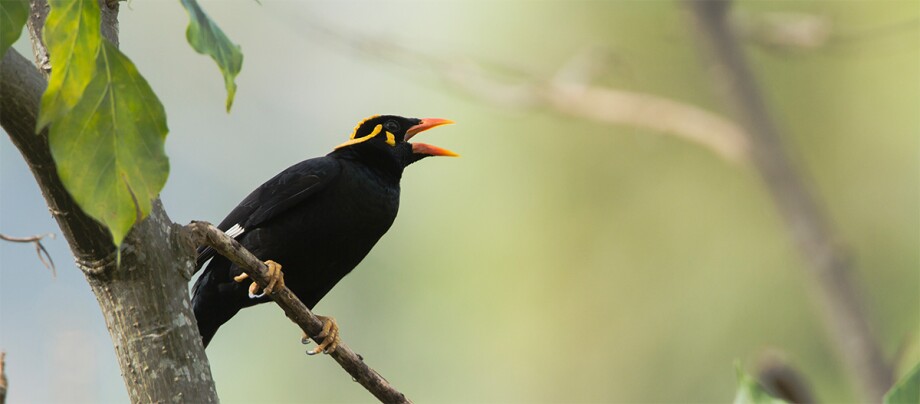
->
{"left": 411, "top": 143, "right": 459, "bottom": 157}
{"left": 406, "top": 118, "right": 458, "bottom": 157}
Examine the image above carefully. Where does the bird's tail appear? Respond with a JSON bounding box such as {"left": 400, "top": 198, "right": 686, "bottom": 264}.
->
{"left": 192, "top": 289, "right": 240, "bottom": 348}
{"left": 194, "top": 305, "right": 221, "bottom": 348}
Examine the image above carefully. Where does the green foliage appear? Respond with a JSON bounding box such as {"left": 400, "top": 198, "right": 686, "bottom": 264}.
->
{"left": 35, "top": 0, "right": 241, "bottom": 247}
{"left": 37, "top": 0, "right": 169, "bottom": 247}
{"left": 37, "top": 0, "right": 101, "bottom": 131}
{"left": 179, "top": 0, "right": 243, "bottom": 111}
{"left": 48, "top": 41, "right": 169, "bottom": 246}
{"left": 0, "top": 0, "right": 29, "bottom": 55}
{"left": 885, "top": 362, "right": 920, "bottom": 404}
{"left": 733, "top": 366, "right": 788, "bottom": 404}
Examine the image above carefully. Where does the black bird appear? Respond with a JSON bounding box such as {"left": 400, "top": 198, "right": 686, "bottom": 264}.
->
{"left": 192, "top": 115, "right": 456, "bottom": 352}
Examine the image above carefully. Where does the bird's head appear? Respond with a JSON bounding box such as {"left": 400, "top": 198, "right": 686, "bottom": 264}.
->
{"left": 332, "top": 115, "right": 457, "bottom": 169}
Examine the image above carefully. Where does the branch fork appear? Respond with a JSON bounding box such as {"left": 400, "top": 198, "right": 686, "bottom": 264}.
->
{"left": 0, "top": 232, "right": 56, "bottom": 275}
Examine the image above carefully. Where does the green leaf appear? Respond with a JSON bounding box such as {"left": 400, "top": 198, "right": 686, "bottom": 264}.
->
{"left": 0, "top": 0, "right": 29, "bottom": 55}
{"left": 37, "top": 0, "right": 102, "bottom": 131}
{"left": 49, "top": 41, "right": 169, "bottom": 246}
{"left": 733, "top": 365, "right": 788, "bottom": 404}
{"left": 885, "top": 362, "right": 920, "bottom": 404}
{"left": 178, "top": 0, "right": 243, "bottom": 111}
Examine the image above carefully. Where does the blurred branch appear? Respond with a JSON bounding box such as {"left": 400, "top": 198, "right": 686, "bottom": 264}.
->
{"left": 0, "top": 232, "right": 56, "bottom": 276}
{"left": 184, "top": 221, "right": 411, "bottom": 404}
{"left": 0, "top": 352, "right": 6, "bottom": 404}
{"left": 685, "top": 1, "right": 892, "bottom": 401}
{"left": 734, "top": 10, "right": 919, "bottom": 54}
{"left": 826, "top": 17, "right": 920, "bottom": 49}
{"left": 306, "top": 22, "right": 750, "bottom": 163}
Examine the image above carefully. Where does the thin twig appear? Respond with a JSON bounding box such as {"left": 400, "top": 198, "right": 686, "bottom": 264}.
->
{"left": 685, "top": 1, "right": 891, "bottom": 401}
{"left": 184, "top": 221, "right": 410, "bottom": 404}
{"left": 0, "top": 232, "right": 56, "bottom": 276}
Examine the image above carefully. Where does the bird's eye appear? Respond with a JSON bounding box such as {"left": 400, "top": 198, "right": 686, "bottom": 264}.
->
{"left": 384, "top": 121, "right": 399, "bottom": 133}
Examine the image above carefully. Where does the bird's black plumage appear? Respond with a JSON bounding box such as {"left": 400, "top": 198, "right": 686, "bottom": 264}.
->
{"left": 192, "top": 115, "right": 455, "bottom": 347}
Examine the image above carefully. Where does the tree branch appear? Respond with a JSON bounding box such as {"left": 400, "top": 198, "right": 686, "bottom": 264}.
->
{"left": 0, "top": 232, "right": 56, "bottom": 275}
{"left": 684, "top": 1, "right": 892, "bottom": 401}
{"left": 25, "top": 0, "right": 50, "bottom": 77}
{"left": 183, "top": 221, "right": 411, "bottom": 404}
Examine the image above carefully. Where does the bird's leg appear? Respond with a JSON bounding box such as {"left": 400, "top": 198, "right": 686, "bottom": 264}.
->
{"left": 302, "top": 315, "right": 341, "bottom": 355}
{"left": 233, "top": 260, "right": 285, "bottom": 298}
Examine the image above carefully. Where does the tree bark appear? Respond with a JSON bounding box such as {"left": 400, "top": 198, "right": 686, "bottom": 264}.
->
{"left": 82, "top": 201, "right": 217, "bottom": 403}
{"left": 1, "top": 0, "right": 220, "bottom": 401}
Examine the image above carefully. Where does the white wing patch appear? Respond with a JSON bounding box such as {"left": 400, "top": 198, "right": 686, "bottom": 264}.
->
{"left": 225, "top": 223, "right": 245, "bottom": 238}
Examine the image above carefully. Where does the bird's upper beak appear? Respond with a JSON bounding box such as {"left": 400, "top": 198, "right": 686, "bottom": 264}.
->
{"left": 406, "top": 118, "right": 459, "bottom": 157}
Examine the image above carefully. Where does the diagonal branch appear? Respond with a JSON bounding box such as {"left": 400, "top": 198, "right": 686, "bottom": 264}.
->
{"left": 684, "top": 1, "right": 891, "bottom": 401}
{"left": 183, "top": 221, "right": 411, "bottom": 404}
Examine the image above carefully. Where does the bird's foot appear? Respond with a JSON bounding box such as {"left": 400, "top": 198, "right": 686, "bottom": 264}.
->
{"left": 233, "top": 260, "right": 285, "bottom": 299}
{"left": 302, "top": 315, "right": 341, "bottom": 355}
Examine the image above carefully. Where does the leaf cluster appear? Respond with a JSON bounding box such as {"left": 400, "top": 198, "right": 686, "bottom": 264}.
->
{"left": 1, "top": 0, "right": 242, "bottom": 247}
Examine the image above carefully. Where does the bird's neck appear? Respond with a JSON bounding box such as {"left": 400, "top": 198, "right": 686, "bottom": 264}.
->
{"left": 329, "top": 148, "right": 404, "bottom": 183}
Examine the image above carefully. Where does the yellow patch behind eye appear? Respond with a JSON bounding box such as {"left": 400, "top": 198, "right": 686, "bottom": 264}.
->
{"left": 385, "top": 132, "right": 396, "bottom": 146}
{"left": 335, "top": 124, "right": 383, "bottom": 150}
{"left": 349, "top": 115, "right": 380, "bottom": 139}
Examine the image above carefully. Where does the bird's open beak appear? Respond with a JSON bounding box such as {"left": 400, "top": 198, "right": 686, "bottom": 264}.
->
{"left": 406, "top": 118, "right": 458, "bottom": 157}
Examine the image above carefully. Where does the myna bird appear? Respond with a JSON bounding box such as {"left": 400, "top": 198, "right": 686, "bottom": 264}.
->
{"left": 192, "top": 115, "right": 457, "bottom": 353}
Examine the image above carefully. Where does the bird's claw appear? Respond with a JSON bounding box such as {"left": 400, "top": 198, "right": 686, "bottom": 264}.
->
{"left": 235, "top": 260, "right": 285, "bottom": 299}
{"left": 248, "top": 287, "right": 266, "bottom": 299}
{"left": 305, "top": 315, "right": 340, "bottom": 355}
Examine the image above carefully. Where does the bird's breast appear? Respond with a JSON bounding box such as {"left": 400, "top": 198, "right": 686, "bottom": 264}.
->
{"left": 262, "top": 162, "right": 400, "bottom": 268}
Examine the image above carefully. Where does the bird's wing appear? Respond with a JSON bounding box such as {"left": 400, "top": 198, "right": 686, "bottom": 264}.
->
{"left": 195, "top": 157, "right": 341, "bottom": 269}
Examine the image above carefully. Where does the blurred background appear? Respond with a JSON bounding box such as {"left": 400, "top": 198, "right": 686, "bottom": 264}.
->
{"left": 1, "top": 1, "right": 917, "bottom": 402}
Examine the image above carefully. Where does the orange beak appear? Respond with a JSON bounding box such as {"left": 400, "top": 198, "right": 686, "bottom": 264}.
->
{"left": 411, "top": 143, "right": 460, "bottom": 157}
{"left": 406, "top": 118, "right": 458, "bottom": 157}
